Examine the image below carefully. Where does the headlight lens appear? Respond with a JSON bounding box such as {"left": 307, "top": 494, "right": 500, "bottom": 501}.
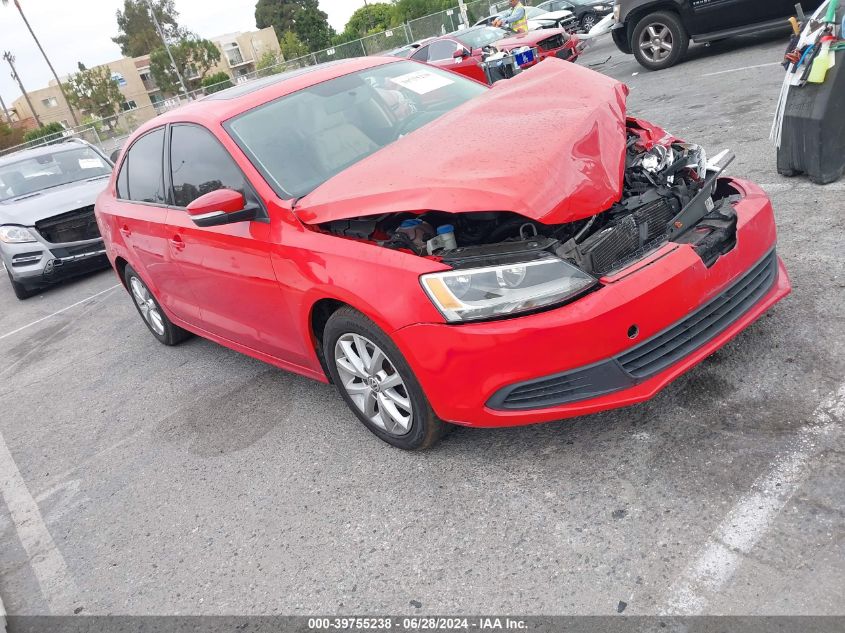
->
{"left": 421, "top": 256, "right": 596, "bottom": 323}
{"left": 0, "top": 225, "right": 36, "bottom": 244}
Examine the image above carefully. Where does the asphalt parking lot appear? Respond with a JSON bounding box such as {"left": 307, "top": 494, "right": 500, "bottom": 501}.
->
{"left": 1, "top": 32, "right": 843, "bottom": 618}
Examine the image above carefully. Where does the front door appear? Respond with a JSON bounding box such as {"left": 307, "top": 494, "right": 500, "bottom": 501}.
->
{"left": 164, "top": 123, "right": 293, "bottom": 359}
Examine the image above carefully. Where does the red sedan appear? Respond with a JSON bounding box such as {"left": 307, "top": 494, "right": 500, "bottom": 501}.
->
{"left": 95, "top": 57, "right": 790, "bottom": 450}
{"left": 409, "top": 25, "right": 580, "bottom": 83}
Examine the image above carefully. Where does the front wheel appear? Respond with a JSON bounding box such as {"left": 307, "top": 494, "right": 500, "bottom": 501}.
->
{"left": 631, "top": 11, "right": 689, "bottom": 70}
{"left": 323, "top": 307, "right": 447, "bottom": 450}
{"left": 579, "top": 12, "right": 598, "bottom": 32}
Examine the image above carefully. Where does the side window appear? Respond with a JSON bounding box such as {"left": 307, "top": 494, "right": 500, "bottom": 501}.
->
{"left": 428, "top": 40, "right": 460, "bottom": 61}
{"left": 120, "top": 128, "right": 165, "bottom": 204}
{"left": 410, "top": 46, "right": 429, "bottom": 62}
{"left": 169, "top": 124, "right": 245, "bottom": 208}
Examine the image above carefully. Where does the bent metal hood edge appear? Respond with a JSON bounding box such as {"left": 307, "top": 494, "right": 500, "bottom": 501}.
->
{"left": 296, "top": 59, "right": 629, "bottom": 226}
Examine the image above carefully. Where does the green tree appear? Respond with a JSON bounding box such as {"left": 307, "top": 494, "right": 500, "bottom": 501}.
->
{"left": 278, "top": 30, "right": 308, "bottom": 62}
{"left": 0, "top": 120, "right": 26, "bottom": 151}
{"left": 255, "top": 0, "right": 333, "bottom": 52}
{"left": 342, "top": 3, "right": 395, "bottom": 38}
{"left": 256, "top": 50, "right": 282, "bottom": 76}
{"left": 201, "top": 71, "right": 233, "bottom": 93}
{"left": 150, "top": 37, "right": 221, "bottom": 93}
{"left": 23, "top": 121, "right": 65, "bottom": 143}
{"left": 391, "top": 0, "right": 454, "bottom": 23}
{"left": 66, "top": 63, "right": 125, "bottom": 131}
{"left": 113, "top": 0, "right": 184, "bottom": 58}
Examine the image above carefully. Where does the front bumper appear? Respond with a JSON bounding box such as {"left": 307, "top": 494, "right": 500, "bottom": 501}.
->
{"left": 1, "top": 234, "right": 108, "bottom": 287}
{"left": 392, "top": 179, "right": 791, "bottom": 427}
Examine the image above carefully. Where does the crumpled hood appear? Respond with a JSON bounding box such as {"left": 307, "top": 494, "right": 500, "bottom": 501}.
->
{"left": 0, "top": 177, "right": 109, "bottom": 226}
{"left": 495, "top": 27, "right": 572, "bottom": 49}
{"left": 297, "top": 58, "right": 629, "bottom": 226}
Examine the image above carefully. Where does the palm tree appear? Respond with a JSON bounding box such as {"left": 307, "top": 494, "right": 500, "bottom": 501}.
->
{"left": 2, "top": 0, "right": 80, "bottom": 127}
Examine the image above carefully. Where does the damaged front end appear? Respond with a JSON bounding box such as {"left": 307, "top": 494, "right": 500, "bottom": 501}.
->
{"left": 318, "top": 120, "right": 739, "bottom": 322}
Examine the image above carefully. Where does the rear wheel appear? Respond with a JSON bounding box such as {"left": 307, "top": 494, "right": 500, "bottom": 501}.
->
{"left": 323, "top": 307, "right": 447, "bottom": 450}
{"left": 632, "top": 11, "right": 689, "bottom": 70}
{"left": 123, "top": 264, "right": 191, "bottom": 346}
{"left": 6, "top": 268, "right": 40, "bottom": 300}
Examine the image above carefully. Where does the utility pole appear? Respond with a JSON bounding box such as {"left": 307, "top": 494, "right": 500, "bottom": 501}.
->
{"left": 3, "top": 51, "right": 42, "bottom": 127}
{"left": 144, "top": 0, "right": 189, "bottom": 97}
{"left": 0, "top": 92, "right": 12, "bottom": 125}
{"left": 457, "top": 0, "right": 469, "bottom": 27}
{"left": 8, "top": 0, "right": 80, "bottom": 126}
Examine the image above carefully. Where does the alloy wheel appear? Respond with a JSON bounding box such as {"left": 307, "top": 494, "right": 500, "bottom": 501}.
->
{"left": 334, "top": 333, "right": 413, "bottom": 436}
{"left": 581, "top": 14, "right": 596, "bottom": 31}
{"left": 638, "top": 22, "right": 673, "bottom": 62}
{"left": 129, "top": 276, "right": 165, "bottom": 336}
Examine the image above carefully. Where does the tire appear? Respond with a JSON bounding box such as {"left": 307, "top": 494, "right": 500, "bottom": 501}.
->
{"left": 631, "top": 11, "right": 689, "bottom": 70}
{"left": 6, "top": 268, "right": 40, "bottom": 300}
{"left": 323, "top": 307, "right": 447, "bottom": 450}
{"left": 579, "top": 11, "right": 598, "bottom": 33}
{"left": 123, "top": 264, "right": 191, "bottom": 346}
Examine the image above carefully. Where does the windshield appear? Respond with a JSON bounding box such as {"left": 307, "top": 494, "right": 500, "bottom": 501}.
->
{"left": 456, "top": 27, "right": 509, "bottom": 49}
{"left": 525, "top": 7, "right": 549, "bottom": 17}
{"left": 226, "top": 60, "right": 488, "bottom": 199}
{"left": 0, "top": 146, "right": 111, "bottom": 202}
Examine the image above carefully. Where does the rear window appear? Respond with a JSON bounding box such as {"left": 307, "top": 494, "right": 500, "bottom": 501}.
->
{"left": 225, "top": 60, "right": 487, "bottom": 199}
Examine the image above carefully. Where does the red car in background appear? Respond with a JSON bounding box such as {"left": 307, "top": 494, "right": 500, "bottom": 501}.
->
{"left": 410, "top": 25, "right": 580, "bottom": 83}
{"left": 96, "top": 57, "right": 789, "bottom": 450}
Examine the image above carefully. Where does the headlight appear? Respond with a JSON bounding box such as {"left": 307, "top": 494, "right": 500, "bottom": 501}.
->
{"left": 0, "top": 225, "right": 36, "bottom": 244}
{"left": 421, "top": 256, "right": 596, "bottom": 323}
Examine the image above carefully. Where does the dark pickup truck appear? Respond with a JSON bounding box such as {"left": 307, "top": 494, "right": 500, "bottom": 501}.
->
{"left": 612, "top": 0, "right": 824, "bottom": 70}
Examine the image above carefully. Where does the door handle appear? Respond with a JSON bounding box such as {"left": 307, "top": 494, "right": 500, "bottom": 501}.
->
{"left": 119, "top": 224, "right": 131, "bottom": 237}
{"left": 170, "top": 235, "right": 186, "bottom": 251}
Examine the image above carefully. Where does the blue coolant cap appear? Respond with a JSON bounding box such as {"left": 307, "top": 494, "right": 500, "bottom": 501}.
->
{"left": 400, "top": 219, "right": 422, "bottom": 228}
{"left": 437, "top": 224, "right": 454, "bottom": 235}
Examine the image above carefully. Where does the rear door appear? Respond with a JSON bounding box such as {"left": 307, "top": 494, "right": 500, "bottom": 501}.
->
{"left": 164, "top": 123, "right": 293, "bottom": 359}
{"left": 110, "top": 127, "right": 200, "bottom": 322}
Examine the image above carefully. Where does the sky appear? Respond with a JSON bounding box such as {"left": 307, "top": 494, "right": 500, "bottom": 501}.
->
{"left": 0, "top": 0, "right": 367, "bottom": 111}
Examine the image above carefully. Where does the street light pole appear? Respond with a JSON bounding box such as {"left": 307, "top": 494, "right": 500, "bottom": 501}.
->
{"left": 3, "top": 51, "right": 42, "bottom": 127}
{"left": 144, "top": 0, "right": 189, "bottom": 97}
{"left": 458, "top": 0, "right": 469, "bottom": 26}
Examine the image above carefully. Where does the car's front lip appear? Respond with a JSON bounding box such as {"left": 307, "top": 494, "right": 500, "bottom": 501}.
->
{"left": 391, "top": 178, "right": 791, "bottom": 428}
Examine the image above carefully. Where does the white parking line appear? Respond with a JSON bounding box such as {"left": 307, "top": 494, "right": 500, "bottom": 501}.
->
{"left": 0, "top": 430, "right": 80, "bottom": 613}
{"left": 702, "top": 62, "right": 783, "bottom": 77}
{"left": 662, "top": 381, "right": 845, "bottom": 614}
{"left": 0, "top": 284, "right": 120, "bottom": 342}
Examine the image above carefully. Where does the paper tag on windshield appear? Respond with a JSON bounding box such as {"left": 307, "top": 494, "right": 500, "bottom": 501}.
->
{"left": 391, "top": 70, "right": 453, "bottom": 95}
{"left": 79, "top": 158, "right": 102, "bottom": 169}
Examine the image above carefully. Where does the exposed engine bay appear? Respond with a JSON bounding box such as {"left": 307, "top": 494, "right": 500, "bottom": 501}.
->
{"left": 321, "top": 122, "right": 739, "bottom": 278}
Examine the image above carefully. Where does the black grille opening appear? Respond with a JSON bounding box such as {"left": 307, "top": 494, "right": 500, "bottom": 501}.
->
{"left": 539, "top": 34, "right": 564, "bottom": 51}
{"left": 618, "top": 251, "right": 777, "bottom": 378}
{"left": 489, "top": 250, "right": 779, "bottom": 410}
{"left": 35, "top": 205, "right": 100, "bottom": 244}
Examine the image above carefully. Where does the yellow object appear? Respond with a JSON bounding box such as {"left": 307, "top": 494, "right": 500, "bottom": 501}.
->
{"left": 789, "top": 17, "right": 800, "bottom": 35}
{"left": 511, "top": 2, "right": 529, "bottom": 34}
{"left": 808, "top": 38, "right": 834, "bottom": 83}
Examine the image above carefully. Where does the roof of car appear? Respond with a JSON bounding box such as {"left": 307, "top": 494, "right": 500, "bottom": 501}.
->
{"left": 0, "top": 139, "right": 91, "bottom": 166}
{"left": 132, "top": 56, "right": 400, "bottom": 136}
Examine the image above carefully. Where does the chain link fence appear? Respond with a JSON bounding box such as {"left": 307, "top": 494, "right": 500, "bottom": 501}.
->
{"left": 1, "top": 1, "right": 502, "bottom": 159}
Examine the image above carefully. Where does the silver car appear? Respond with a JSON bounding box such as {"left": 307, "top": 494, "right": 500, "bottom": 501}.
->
{"left": 0, "top": 139, "right": 112, "bottom": 299}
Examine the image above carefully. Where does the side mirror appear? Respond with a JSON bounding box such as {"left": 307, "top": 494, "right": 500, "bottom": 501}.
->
{"left": 453, "top": 48, "right": 469, "bottom": 59}
{"left": 109, "top": 148, "right": 122, "bottom": 164}
{"left": 186, "top": 188, "right": 260, "bottom": 227}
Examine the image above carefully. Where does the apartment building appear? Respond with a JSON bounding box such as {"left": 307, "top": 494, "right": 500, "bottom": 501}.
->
{"left": 11, "top": 27, "right": 282, "bottom": 130}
